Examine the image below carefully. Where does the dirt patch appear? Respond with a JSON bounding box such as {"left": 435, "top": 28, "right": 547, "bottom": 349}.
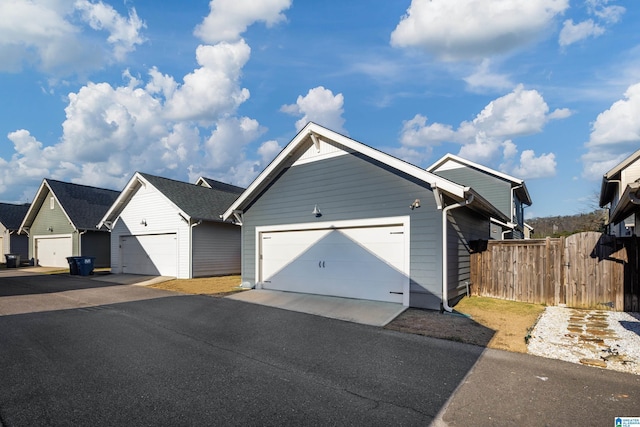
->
{"left": 386, "top": 297, "right": 545, "bottom": 353}
{"left": 148, "top": 275, "right": 246, "bottom": 297}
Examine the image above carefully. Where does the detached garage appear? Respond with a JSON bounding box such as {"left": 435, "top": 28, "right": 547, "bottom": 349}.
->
{"left": 223, "top": 123, "right": 510, "bottom": 311}
{"left": 19, "top": 179, "right": 119, "bottom": 268}
{"left": 0, "top": 202, "right": 30, "bottom": 263}
{"left": 99, "top": 172, "right": 243, "bottom": 279}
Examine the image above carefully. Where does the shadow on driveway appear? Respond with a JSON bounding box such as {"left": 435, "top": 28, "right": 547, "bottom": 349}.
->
{"left": 0, "top": 269, "right": 164, "bottom": 297}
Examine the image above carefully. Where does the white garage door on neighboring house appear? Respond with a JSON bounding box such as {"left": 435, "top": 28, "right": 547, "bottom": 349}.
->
{"left": 120, "top": 234, "right": 177, "bottom": 277}
{"left": 259, "top": 223, "right": 408, "bottom": 304}
{"left": 35, "top": 235, "right": 73, "bottom": 268}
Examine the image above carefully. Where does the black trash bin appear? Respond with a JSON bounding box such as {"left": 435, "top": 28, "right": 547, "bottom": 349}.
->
{"left": 76, "top": 257, "right": 96, "bottom": 276}
{"left": 5, "top": 254, "right": 20, "bottom": 268}
{"left": 66, "top": 257, "right": 81, "bottom": 275}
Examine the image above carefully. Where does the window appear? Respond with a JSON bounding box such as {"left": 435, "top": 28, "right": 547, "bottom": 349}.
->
{"left": 50, "top": 196, "right": 55, "bottom": 209}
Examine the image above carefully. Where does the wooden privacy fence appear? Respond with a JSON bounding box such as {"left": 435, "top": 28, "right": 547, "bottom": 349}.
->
{"left": 470, "top": 232, "right": 639, "bottom": 311}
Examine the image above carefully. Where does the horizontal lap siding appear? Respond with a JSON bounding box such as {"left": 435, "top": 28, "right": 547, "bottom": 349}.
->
{"left": 30, "top": 190, "right": 77, "bottom": 259}
{"left": 241, "top": 151, "right": 445, "bottom": 309}
{"left": 192, "top": 222, "right": 241, "bottom": 277}
{"left": 434, "top": 167, "right": 511, "bottom": 220}
{"left": 447, "top": 208, "right": 489, "bottom": 300}
{"left": 111, "top": 186, "right": 188, "bottom": 277}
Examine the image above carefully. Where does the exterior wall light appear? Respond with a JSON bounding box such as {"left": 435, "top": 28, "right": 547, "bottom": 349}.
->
{"left": 47, "top": 226, "right": 54, "bottom": 232}
{"left": 410, "top": 199, "right": 421, "bottom": 210}
{"left": 312, "top": 205, "right": 322, "bottom": 217}
{"left": 140, "top": 219, "right": 147, "bottom": 226}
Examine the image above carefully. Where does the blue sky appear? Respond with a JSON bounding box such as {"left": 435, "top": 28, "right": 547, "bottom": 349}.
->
{"left": 1, "top": 0, "right": 639, "bottom": 218}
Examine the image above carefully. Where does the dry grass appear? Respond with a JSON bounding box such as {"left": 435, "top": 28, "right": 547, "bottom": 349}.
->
{"left": 455, "top": 297, "right": 545, "bottom": 353}
{"left": 387, "top": 296, "right": 545, "bottom": 353}
{"left": 149, "top": 275, "right": 246, "bottom": 297}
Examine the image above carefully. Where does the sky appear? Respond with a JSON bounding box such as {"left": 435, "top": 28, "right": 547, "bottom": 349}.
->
{"left": 1, "top": 0, "right": 639, "bottom": 219}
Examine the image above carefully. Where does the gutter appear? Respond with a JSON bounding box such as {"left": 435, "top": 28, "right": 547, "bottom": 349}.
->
{"left": 189, "top": 219, "right": 202, "bottom": 278}
{"left": 440, "top": 193, "right": 474, "bottom": 313}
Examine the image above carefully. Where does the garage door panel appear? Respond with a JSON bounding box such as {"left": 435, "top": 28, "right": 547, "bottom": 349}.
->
{"left": 120, "top": 234, "right": 177, "bottom": 276}
{"left": 261, "top": 225, "right": 406, "bottom": 303}
{"left": 35, "top": 236, "right": 72, "bottom": 268}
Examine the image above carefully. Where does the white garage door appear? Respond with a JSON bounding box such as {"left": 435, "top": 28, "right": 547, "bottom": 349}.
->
{"left": 120, "top": 234, "right": 177, "bottom": 276}
{"left": 35, "top": 236, "right": 73, "bottom": 267}
{"left": 260, "top": 225, "right": 407, "bottom": 303}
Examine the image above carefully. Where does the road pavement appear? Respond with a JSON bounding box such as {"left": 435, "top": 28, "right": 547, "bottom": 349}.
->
{"left": 0, "top": 271, "right": 638, "bottom": 426}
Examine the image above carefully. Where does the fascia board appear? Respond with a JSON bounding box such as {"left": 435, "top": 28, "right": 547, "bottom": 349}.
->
{"left": 223, "top": 123, "right": 466, "bottom": 220}
{"left": 97, "top": 172, "right": 142, "bottom": 229}
{"left": 428, "top": 153, "right": 525, "bottom": 185}
{"left": 603, "top": 148, "right": 640, "bottom": 180}
{"left": 19, "top": 179, "right": 77, "bottom": 233}
{"left": 467, "top": 188, "right": 511, "bottom": 223}
{"left": 608, "top": 182, "right": 640, "bottom": 225}
{"left": 98, "top": 173, "right": 193, "bottom": 229}
{"left": 19, "top": 179, "right": 48, "bottom": 233}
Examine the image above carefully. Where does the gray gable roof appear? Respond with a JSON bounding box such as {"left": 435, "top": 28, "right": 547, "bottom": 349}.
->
{"left": 46, "top": 180, "right": 120, "bottom": 230}
{"left": 197, "top": 177, "right": 245, "bottom": 194}
{"left": 139, "top": 173, "right": 244, "bottom": 221}
{"left": 0, "top": 202, "right": 30, "bottom": 230}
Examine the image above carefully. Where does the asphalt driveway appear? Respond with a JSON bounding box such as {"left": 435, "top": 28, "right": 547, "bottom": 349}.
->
{"left": 0, "top": 271, "right": 639, "bottom": 426}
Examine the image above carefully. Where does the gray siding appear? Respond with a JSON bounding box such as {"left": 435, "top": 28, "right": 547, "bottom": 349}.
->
{"left": 447, "top": 208, "right": 489, "bottom": 301}
{"left": 242, "top": 152, "right": 452, "bottom": 310}
{"left": 434, "top": 167, "right": 512, "bottom": 219}
{"left": 80, "top": 231, "right": 111, "bottom": 268}
{"left": 192, "top": 222, "right": 241, "bottom": 277}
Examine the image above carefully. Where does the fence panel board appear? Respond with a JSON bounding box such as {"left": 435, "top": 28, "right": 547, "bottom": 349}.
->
{"left": 470, "top": 232, "right": 638, "bottom": 311}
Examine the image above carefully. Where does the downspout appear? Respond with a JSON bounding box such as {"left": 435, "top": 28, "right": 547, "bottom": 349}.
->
{"left": 189, "top": 220, "right": 202, "bottom": 278}
{"left": 441, "top": 193, "right": 474, "bottom": 313}
{"left": 78, "top": 229, "right": 87, "bottom": 255}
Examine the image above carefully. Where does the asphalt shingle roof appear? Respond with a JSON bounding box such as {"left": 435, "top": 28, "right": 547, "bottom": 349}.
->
{"left": 139, "top": 173, "right": 244, "bottom": 221}
{"left": 46, "top": 180, "right": 120, "bottom": 230}
{"left": 198, "top": 177, "right": 245, "bottom": 194}
{"left": 0, "top": 202, "right": 30, "bottom": 230}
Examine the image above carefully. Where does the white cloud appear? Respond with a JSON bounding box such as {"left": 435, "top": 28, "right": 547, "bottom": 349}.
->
{"left": 463, "top": 85, "right": 567, "bottom": 139}
{"left": 588, "top": 0, "right": 625, "bottom": 24}
{"left": 0, "top": 0, "right": 145, "bottom": 75}
{"left": 399, "top": 85, "right": 569, "bottom": 178}
{"left": 559, "top": 0, "right": 625, "bottom": 47}
{"left": 390, "top": 0, "right": 569, "bottom": 61}
{"left": 559, "top": 19, "right": 604, "bottom": 47}
{"left": 400, "top": 114, "right": 455, "bottom": 149}
{"left": 582, "top": 82, "right": 640, "bottom": 178}
{"left": 74, "top": 0, "right": 146, "bottom": 61}
{"left": 194, "top": 0, "right": 291, "bottom": 43}
{"left": 464, "top": 59, "right": 513, "bottom": 92}
{"left": 0, "top": 34, "right": 278, "bottom": 198}
{"left": 257, "top": 140, "right": 282, "bottom": 164}
{"left": 509, "top": 150, "right": 557, "bottom": 179}
{"left": 203, "top": 117, "right": 265, "bottom": 170}
{"left": 281, "top": 86, "right": 347, "bottom": 133}
{"left": 588, "top": 83, "right": 640, "bottom": 147}
{"left": 164, "top": 41, "right": 251, "bottom": 123}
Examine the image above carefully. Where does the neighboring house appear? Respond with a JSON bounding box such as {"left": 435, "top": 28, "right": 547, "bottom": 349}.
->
{"left": 523, "top": 222, "right": 534, "bottom": 239}
{"left": 599, "top": 148, "right": 640, "bottom": 236}
{"left": 222, "top": 122, "right": 509, "bottom": 311}
{"left": 427, "top": 154, "right": 532, "bottom": 239}
{"left": 0, "top": 202, "right": 30, "bottom": 262}
{"left": 98, "top": 172, "right": 243, "bottom": 278}
{"left": 19, "top": 179, "right": 119, "bottom": 268}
